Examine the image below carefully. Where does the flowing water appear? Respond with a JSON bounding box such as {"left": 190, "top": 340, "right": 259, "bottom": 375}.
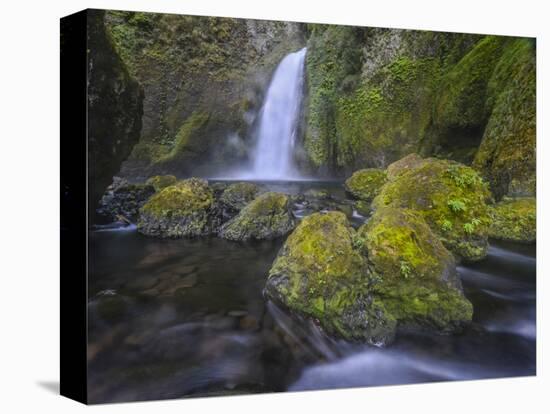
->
{"left": 88, "top": 182, "right": 536, "bottom": 403}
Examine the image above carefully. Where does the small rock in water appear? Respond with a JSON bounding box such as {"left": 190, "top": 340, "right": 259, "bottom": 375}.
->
{"left": 239, "top": 315, "right": 260, "bottom": 331}
{"left": 228, "top": 310, "right": 248, "bottom": 317}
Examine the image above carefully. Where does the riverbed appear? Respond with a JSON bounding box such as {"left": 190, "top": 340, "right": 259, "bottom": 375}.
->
{"left": 87, "top": 182, "right": 536, "bottom": 404}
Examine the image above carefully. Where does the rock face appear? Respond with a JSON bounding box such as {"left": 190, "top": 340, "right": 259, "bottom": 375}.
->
{"left": 145, "top": 175, "right": 177, "bottom": 191}
{"left": 219, "top": 182, "right": 261, "bottom": 216}
{"left": 87, "top": 10, "right": 144, "bottom": 218}
{"left": 303, "top": 27, "right": 535, "bottom": 197}
{"left": 356, "top": 207, "right": 473, "bottom": 332}
{"left": 97, "top": 179, "right": 155, "bottom": 222}
{"left": 219, "top": 192, "right": 295, "bottom": 241}
{"left": 344, "top": 168, "right": 387, "bottom": 201}
{"left": 265, "top": 212, "right": 396, "bottom": 345}
{"left": 489, "top": 197, "right": 536, "bottom": 243}
{"left": 104, "top": 11, "right": 306, "bottom": 179}
{"left": 138, "top": 178, "right": 219, "bottom": 237}
{"left": 373, "top": 157, "right": 492, "bottom": 262}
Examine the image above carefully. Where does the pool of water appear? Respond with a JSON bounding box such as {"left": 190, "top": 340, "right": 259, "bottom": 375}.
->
{"left": 87, "top": 182, "right": 536, "bottom": 403}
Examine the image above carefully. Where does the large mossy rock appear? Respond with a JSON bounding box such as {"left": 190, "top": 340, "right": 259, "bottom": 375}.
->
{"left": 386, "top": 153, "right": 426, "bottom": 180}
{"left": 356, "top": 207, "right": 473, "bottom": 332}
{"left": 219, "top": 182, "right": 260, "bottom": 214}
{"left": 145, "top": 175, "right": 177, "bottom": 191}
{"left": 138, "top": 178, "right": 218, "bottom": 237}
{"left": 218, "top": 192, "right": 296, "bottom": 241}
{"left": 265, "top": 212, "right": 396, "bottom": 345}
{"left": 373, "top": 157, "right": 492, "bottom": 262}
{"left": 488, "top": 197, "right": 536, "bottom": 243}
{"left": 344, "top": 168, "right": 387, "bottom": 201}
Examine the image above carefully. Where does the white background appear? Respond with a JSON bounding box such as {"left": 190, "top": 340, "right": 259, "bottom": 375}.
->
{"left": 0, "top": 0, "right": 547, "bottom": 412}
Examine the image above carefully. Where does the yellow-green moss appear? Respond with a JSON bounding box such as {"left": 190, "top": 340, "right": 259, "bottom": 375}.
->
{"left": 489, "top": 197, "right": 536, "bottom": 243}
{"left": 145, "top": 175, "right": 177, "bottom": 191}
{"left": 356, "top": 207, "right": 472, "bottom": 330}
{"left": 220, "top": 182, "right": 260, "bottom": 212}
{"left": 373, "top": 157, "right": 492, "bottom": 261}
{"left": 219, "top": 192, "right": 295, "bottom": 241}
{"left": 141, "top": 178, "right": 213, "bottom": 218}
{"left": 344, "top": 168, "right": 387, "bottom": 201}
{"left": 265, "top": 211, "right": 396, "bottom": 344}
{"left": 473, "top": 38, "right": 536, "bottom": 199}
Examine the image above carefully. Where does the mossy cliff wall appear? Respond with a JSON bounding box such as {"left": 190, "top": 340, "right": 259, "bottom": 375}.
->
{"left": 304, "top": 27, "right": 535, "bottom": 199}
{"left": 87, "top": 10, "right": 144, "bottom": 216}
{"left": 104, "top": 11, "right": 306, "bottom": 179}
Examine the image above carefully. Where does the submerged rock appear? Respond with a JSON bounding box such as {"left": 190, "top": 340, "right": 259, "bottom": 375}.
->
{"left": 138, "top": 178, "right": 219, "bottom": 238}
{"left": 97, "top": 181, "right": 155, "bottom": 222}
{"left": 265, "top": 212, "right": 397, "bottom": 345}
{"left": 145, "top": 175, "right": 177, "bottom": 192}
{"left": 488, "top": 197, "right": 536, "bottom": 243}
{"left": 356, "top": 207, "right": 473, "bottom": 332}
{"left": 373, "top": 156, "right": 492, "bottom": 262}
{"left": 219, "top": 192, "right": 295, "bottom": 241}
{"left": 219, "top": 182, "right": 261, "bottom": 215}
{"left": 344, "top": 168, "right": 387, "bottom": 201}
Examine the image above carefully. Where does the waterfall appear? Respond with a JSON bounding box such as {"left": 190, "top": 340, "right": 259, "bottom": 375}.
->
{"left": 250, "top": 47, "right": 307, "bottom": 180}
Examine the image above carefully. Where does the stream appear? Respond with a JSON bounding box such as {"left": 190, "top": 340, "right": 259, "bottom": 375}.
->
{"left": 87, "top": 181, "right": 536, "bottom": 404}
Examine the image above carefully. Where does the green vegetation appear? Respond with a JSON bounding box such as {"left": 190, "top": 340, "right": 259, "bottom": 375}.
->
{"left": 489, "top": 197, "right": 536, "bottom": 243}
{"left": 138, "top": 178, "right": 216, "bottom": 237}
{"left": 219, "top": 192, "right": 296, "bottom": 241}
{"left": 373, "top": 157, "right": 492, "bottom": 261}
{"left": 344, "top": 168, "right": 387, "bottom": 201}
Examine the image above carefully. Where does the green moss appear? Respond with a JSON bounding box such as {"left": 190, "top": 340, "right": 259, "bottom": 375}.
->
{"left": 145, "top": 175, "right": 177, "bottom": 191}
{"left": 219, "top": 192, "right": 295, "bottom": 241}
{"left": 220, "top": 182, "right": 260, "bottom": 212}
{"left": 344, "top": 168, "right": 387, "bottom": 201}
{"left": 373, "top": 157, "right": 492, "bottom": 261}
{"left": 141, "top": 178, "right": 213, "bottom": 218}
{"left": 265, "top": 211, "right": 396, "bottom": 344}
{"left": 138, "top": 178, "right": 216, "bottom": 237}
{"left": 159, "top": 111, "right": 210, "bottom": 163}
{"left": 473, "top": 39, "right": 536, "bottom": 199}
{"left": 433, "top": 36, "right": 506, "bottom": 130}
{"left": 357, "top": 207, "right": 473, "bottom": 331}
{"left": 488, "top": 197, "right": 536, "bottom": 243}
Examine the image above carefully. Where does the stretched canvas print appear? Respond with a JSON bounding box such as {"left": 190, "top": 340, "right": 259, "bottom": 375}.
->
{"left": 60, "top": 8, "right": 536, "bottom": 405}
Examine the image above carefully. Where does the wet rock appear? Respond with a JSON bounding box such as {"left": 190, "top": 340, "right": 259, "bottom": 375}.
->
{"left": 489, "top": 197, "right": 536, "bottom": 243}
{"left": 145, "top": 175, "right": 177, "bottom": 191}
{"left": 97, "top": 181, "right": 155, "bottom": 222}
{"left": 219, "top": 192, "right": 296, "bottom": 241}
{"left": 373, "top": 156, "right": 492, "bottom": 262}
{"left": 344, "top": 168, "right": 387, "bottom": 201}
{"left": 138, "top": 178, "right": 221, "bottom": 238}
{"left": 356, "top": 207, "right": 473, "bottom": 332}
{"left": 265, "top": 211, "right": 396, "bottom": 345}
{"left": 219, "top": 182, "right": 261, "bottom": 216}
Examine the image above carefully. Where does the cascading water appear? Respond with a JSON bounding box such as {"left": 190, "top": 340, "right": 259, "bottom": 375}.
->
{"left": 249, "top": 47, "right": 307, "bottom": 180}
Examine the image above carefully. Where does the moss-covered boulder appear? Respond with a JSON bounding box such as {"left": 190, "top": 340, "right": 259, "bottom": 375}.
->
{"left": 356, "top": 207, "right": 473, "bottom": 332}
{"left": 488, "top": 197, "right": 536, "bottom": 243}
{"left": 386, "top": 153, "right": 426, "bottom": 180}
{"left": 344, "top": 169, "right": 387, "bottom": 201}
{"left": 145, "top": 175, "right": 177, "bottom": 191}
{"left": 265, "top": 212, "right": 397, "bottom": 345}
{"left": 219, "top": 182, "right": 260, "bottom": 214}
{"left": 138, "top": 178, "right": 218, "bottom": 237}
{"left": 373, "top": 157, "right": 492, "bottom": 262}
{"left": 218, "top": 192, "right": 296, "bottom": 241}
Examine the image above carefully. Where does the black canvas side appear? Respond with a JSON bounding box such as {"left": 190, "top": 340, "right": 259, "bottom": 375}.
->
{"left": 60, "top": 9, "right": 88, "bottom": 405}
